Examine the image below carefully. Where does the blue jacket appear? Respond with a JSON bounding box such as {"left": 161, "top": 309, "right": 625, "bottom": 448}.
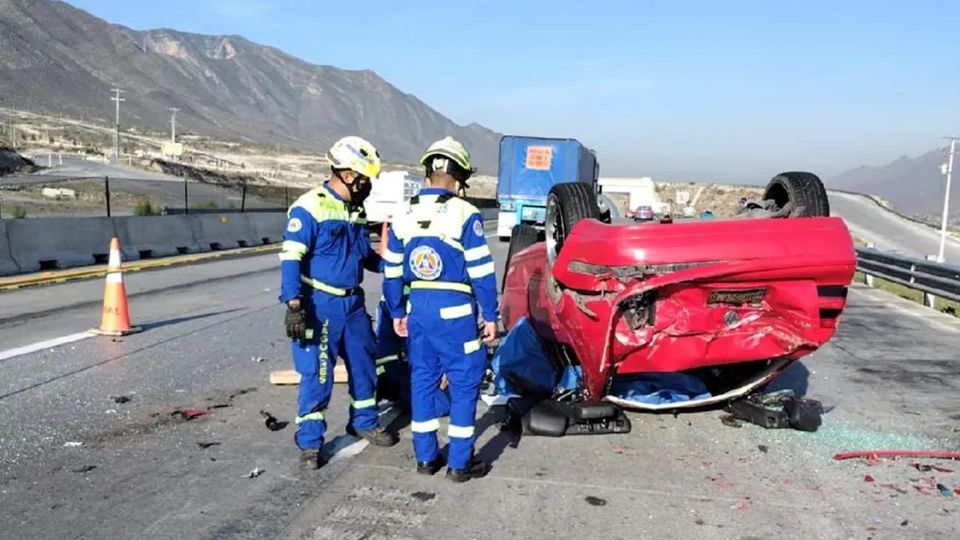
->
{"left": 382, "top": 188, "right": 498, "bottom": 322}
{"left": 279, "top": 183, "right": 381, "bottom": 304}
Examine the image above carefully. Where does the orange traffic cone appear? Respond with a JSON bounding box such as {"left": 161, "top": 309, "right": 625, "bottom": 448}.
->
{"left": 91, "top": 237, "right": 141, "bottom": 336}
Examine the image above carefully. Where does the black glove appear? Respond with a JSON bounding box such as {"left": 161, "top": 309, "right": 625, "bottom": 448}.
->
{"left": 285, "top": 303, "right": 307, "bottom": 340}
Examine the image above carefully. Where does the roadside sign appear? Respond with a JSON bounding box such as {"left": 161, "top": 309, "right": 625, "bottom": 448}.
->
{"left": 676, "top": 190, "right": 690, "bottom": 205}
{"left": 525, "top": 146, "right": 553, "bottom": 170}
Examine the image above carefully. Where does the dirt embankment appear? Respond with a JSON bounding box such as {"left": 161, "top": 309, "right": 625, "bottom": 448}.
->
{"left": 150, "top": 159, "right": 308, "bottom": 206}
{"left": 0, "top": 147, "right": 39, "bottom": 175}
{"left": 151, "top": 158, "right": 258, "bottom": 187}
{"left": 657, "top": 183, "right": 764, "bottom": 218}
{"left": 604, "top": 182, "right": 764, "bottom": 219}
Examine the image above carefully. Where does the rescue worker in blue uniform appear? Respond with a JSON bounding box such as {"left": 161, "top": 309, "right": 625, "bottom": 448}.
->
{"left": 383, "top": 137, "right": 498, "bottom": 482}
{"left": 279, "top": 136, "right": 399, "bottom": 470}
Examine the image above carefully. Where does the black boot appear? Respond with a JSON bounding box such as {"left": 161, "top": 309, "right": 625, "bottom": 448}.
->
{"left": 445, "top": 458, "right": 491, "bottom": 483}
{"left": 417, "top": 454, "right": 446, "bottom": 475}
{"left": 347, "top": 424, "right": 399, "bottom": 447}
{"left": 298, "top": 449, "right": 326, "bottom": 470}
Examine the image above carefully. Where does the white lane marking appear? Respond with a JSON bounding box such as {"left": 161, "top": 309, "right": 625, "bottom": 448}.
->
{"left": 328, "top": 439, "right": 369, "bottom": 464}
{"left": 326, "top": 404, "right": 398, "bottom": 463}
{"left": 0, "top": 331, "right": 92, "bottom": 362}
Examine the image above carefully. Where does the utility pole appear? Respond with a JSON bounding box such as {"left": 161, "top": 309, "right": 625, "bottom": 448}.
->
{"left": 168, "top": 108, "right": 179, "bottom": 143}
{"left": 938, "top": 136, "right": 957, "bottom": 263}
{"left": 111, "top": 88, "right": 124, "bottom": 163}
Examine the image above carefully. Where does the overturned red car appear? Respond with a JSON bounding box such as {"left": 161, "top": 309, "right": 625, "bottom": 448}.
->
{"left": 500, "top": 172, "right": 856, "bottom": 410}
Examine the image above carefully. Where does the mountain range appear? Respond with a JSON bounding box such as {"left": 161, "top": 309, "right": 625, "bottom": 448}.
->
{"left": 0, "top": 0, "right": 501, "bottom": 171}
{"left": 829, "top": 146, "right": 957, "bottom": 222}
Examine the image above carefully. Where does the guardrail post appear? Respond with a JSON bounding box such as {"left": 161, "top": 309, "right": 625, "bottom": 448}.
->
{"left": 863, "top": 242, "right": 875, "bottom": 287}
{"left": 923, "top": 255, "right": 938, "bottom": 309}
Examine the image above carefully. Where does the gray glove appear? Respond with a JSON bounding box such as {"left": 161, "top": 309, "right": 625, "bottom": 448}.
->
{"left": 285, "top": 303, "right": 307, "bottom": 341}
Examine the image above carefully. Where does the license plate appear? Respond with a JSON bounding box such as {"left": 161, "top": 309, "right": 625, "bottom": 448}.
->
{"left": 708, "top": 288, "right": 766, "bottom": 306}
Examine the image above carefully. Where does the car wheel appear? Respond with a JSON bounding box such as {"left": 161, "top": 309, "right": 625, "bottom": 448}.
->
{"left": 502, "top": 224, "right": 540, "bottom": 293}
{"left": 545, "top": 182, "right": 601, "bottom": 267}
{"left": 763, "top": 172, "right": 830, "bottom": 217}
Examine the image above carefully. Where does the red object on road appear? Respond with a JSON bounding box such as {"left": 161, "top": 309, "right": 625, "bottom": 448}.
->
{"left": 833, "top": 450, "right": 960, "bottom": 461}
{"left": 176, "top": 408, "right": 209, "bottom": 420}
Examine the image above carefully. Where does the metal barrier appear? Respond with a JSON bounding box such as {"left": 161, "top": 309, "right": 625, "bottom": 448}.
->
{"left": 856, "top": 246, "right": 960, "bottom": 307}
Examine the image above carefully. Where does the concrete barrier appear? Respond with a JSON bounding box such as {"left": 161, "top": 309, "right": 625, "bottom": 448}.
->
{"left": 0, "top": 221, "right": 20, "bottom": 275}
{"left": 114, "top": 216, "right": 200, "bottom": 259}
{"left": 248, "top": 213, "right": 287, "bottom": 245}
{"left": 0, "top": 212, "right": 287, "bottom": 276}
{"left": 189, "top": 213, "right": 258, "bottom": 251}
{"left": 6, "top": 217, "right": 117, "bottom": 272}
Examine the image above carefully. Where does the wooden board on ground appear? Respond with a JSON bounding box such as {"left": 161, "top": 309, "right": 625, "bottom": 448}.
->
{"left": 269, "top": 364, "right": 349, "bottom": 385}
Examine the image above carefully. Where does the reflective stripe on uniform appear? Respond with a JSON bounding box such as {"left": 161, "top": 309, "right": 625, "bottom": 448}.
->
{"left": 295, "top": 411, "right": 325, "bottom": 424}
{"left": 288, "top": 187, "right": 349, "bottom": 224}
{"left": 376, "top": 366, "right": 385, "bottom": 376}
{"left": 279, "top": 239, "right": 308, "bottom": 262}
{"left": 410, "top": 280, "right": 472, "bottom": 294}
{"left": 464, "top": 245, "right": 491, "bottom": 262}
{"left": 282, "top": 240, "right": 309, "bottom": 255}
{"left": 350, "top": 397, "right": 377, "bottom": 409}
{"left": 411, "top": 418, "right": 440, "bottom": 433}
{"left": 467, "top": 262, "right": 495, "bottom": 279}
{"left": 440, "top": 236, "right": 464, "bottom": 252}
{"left": 439, "top": 303, "right": 473, "bottom": 320}
{"left": 376, "top": 354, "right": 399, "bottom": 365}
{"left": 463, "top": 339, "right": 482, "bottom": 354}
{"left": 384, "top": 265, "right": 403, "bottom": 278}
{"left": 300, "top": 275, "right": 349, "bottom": 296}
{"left": 448, "top": 424, "right": 475, "bottom": 438}
{"left": 383, "top": 250, "right": 404, "bottom": 264}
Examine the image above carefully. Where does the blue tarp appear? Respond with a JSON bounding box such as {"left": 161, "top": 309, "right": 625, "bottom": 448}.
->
{"left": 491, "top": 317, "right": 711, "bottom": 405}
{"left": 490, "top": 317, "right": 558, "bottom": 395}
{"left": 610, "top": 373, "right": 712, "bottom": 405}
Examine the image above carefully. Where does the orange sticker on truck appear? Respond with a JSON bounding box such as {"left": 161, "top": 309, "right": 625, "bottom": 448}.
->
{"left": 525, "top": 146, "right": 553, "bottom": 170}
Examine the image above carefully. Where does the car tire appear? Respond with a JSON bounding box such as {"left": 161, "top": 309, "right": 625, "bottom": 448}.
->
{"left": 545, "top": 182, "right": 600, "bottom": 266}
{"left": 763, "top": 172, "right": 830, "bottom": 217}
{"left": 502, "top": 224, "right": 539, "bottom": 292}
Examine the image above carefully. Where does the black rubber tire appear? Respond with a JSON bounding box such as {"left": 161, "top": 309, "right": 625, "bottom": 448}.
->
{"left": 545, "top": 182, "right": 600, "bottom": 266}
{"left": 502, "top": 224, "right": 540, "bottom": 292}
{"left": 763, "top": 172, "right": 830, "bottom": 217}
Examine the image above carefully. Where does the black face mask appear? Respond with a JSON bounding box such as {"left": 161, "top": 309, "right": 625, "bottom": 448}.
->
{"left": 346, "top": 175, "right": 372, "bottom": 204}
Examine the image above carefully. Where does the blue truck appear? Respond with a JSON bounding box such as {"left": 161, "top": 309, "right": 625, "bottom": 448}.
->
{"left": 496, "top": 135, "right": 601, "bottom": 240}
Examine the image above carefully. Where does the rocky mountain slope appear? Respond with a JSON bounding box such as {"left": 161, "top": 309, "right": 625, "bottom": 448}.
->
{"left": 829, "top": 146, "right": 957, "bottom": 223}
{"left": 0, "top": 0, "right": 500, "bottom": 170}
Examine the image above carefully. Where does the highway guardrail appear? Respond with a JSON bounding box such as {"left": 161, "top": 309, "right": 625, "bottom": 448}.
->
{"left": 856, "top": 247, "right": 960, "bottom": 306}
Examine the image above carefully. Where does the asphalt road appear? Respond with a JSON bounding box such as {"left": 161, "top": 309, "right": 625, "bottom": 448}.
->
{"left": 829, "top": 191, "right": 960, "bottom": 263}
{"left": 1, "top": 223, "right": 959, "bottom": 539}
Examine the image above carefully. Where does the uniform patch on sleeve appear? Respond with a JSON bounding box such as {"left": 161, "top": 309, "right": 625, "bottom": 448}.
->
{"left": 473, "top": 220, "right": 484, "bottom": 237}
{"left": 287, "top": 217, "right": 303, "bottom": 233}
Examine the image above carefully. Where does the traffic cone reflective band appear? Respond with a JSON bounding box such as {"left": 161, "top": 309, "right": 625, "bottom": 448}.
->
{"left": 92, "top": 237, "right": 141, "bottom": 336}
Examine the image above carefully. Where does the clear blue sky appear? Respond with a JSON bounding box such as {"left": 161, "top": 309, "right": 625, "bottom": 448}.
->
{"left": 69, "top": 0, "right": 960, "bottom": 181}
